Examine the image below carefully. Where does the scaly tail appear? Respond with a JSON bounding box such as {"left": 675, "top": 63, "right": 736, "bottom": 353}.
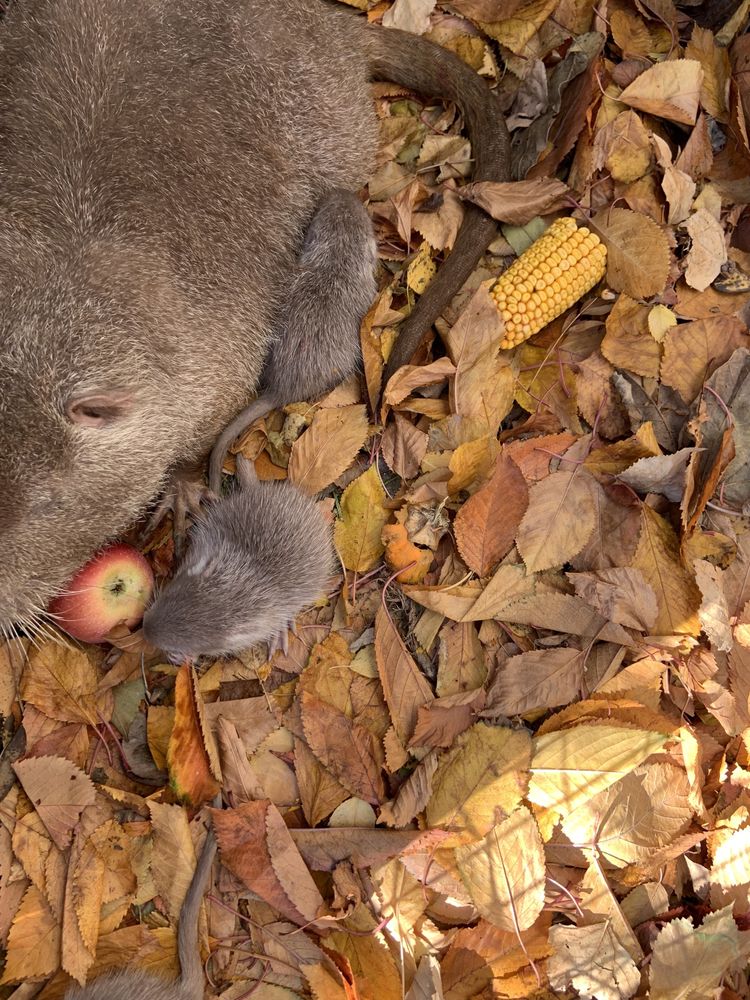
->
{"left": 365, "top": 25, "right": 510, "bottom": 387}
{"left": 208, "top": 395, "right": 276, "bottom": 494}
{"left": 177, "top": 818, "right": 218, "bottom": 1000}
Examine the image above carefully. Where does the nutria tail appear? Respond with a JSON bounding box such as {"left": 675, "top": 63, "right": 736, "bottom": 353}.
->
{"left": 365, "top": 24, "right": 511, "bottom": 385}
{"left": 177, "top": 822, "right": 218, "bottom": 1000}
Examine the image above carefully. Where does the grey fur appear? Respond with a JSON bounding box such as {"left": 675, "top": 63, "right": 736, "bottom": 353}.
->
{"left": 209, "top": 187, "right": 377, "bottom": 494}
{"left": 0, "top": 0, "right": 509, "bottom": 633}
{"left": 142, "top": 459, "right": 334, "bottom": 660}
{"left": 64, "top": 825, "right": 217, "bottom": 1000}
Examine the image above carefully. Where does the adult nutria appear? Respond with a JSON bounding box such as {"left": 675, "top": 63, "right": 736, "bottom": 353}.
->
{"left": 0, "top": 0, "right": 509, "bottom": 635}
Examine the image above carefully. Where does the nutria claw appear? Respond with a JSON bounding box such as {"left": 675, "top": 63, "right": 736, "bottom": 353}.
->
{"left": 140, "top": 468, "right": 214, "bottom": 559}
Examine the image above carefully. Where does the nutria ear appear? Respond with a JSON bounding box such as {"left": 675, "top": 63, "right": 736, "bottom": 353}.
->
{"left": 65, "top": 391, "right": 133, "bottom": 428}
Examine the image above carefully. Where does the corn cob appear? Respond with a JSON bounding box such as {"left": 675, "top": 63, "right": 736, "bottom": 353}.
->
{"left": 491, "top": 217, "right": 607, "bottom": 349}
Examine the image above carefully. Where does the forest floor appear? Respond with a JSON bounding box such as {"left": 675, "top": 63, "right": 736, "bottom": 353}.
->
{"left": 3, "top": 0, "right": 750, "bottom": 997}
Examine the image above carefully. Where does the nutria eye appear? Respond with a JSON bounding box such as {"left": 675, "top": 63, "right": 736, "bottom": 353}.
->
{"left": 65, "top": 391, "right": 133, "bottom": 428}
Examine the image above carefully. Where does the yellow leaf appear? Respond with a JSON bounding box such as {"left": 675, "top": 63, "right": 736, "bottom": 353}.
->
{"left": 406, "top": 240, "right": 437, "bottom": 294}
{"left": 334, "top": 464, "right": 389, "bottom": 573}
{"left": 561, "top": 763, "right": 693, "bottom": 867}
{"left": 649, "top": 907, "right": 745, "bottom": 999}
{"left": 1, "top": 885, "right": 60, "bottom": 983}
{"left": 648, "top": 304, "right": 677, "bottom": 342}
{"left": 631, "top": 505, "right": 701, "bottom": 635}
{"left": 426, "top": 723, "right": 531, "bottom": 845}
{"left": 456, "top": 807, "right": 545, "bottom": 931}
{"left": 447, "top": 435, "right": 499, "bottom": 494}
{"left": 528, "top": 724, "right": 668, "bottom": 818}
{"left": 288, "top": 404, "right": 369, "bottom": 496}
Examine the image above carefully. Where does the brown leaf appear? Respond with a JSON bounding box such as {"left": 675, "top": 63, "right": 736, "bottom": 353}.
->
{"left": 619, "top": 59, "right": 703, "bottom": 125}
{"left": 631, "top": 505, "right": 701, "bottom": 636}
{"left": 212, "top": 800, "right": 324, "bottom": 925}
{"left": 295, "top": 737, "right": 349, "bottom": 828}
{"left": 437, "top": 621, "right": 487, "bottom": 697}
{"left": 454, "top": 452, "right": 529, "bottom": 576}
{"left": 290, "top": 827, "right": 442, "bottom": 872}
{"left": 13, "top": 757, "right": 95, "bottom": 852}
{"left": 301, "top": 692, "right": 385, "bottom": 805}
{"left": 288, "top": 404, "right": 369, "bottom": 496}
{"left": 459, "top": 178, "right": 570, "bottom": 224}
{"left": 383, "top": 357, "right": 456, "bottom": 407}
{"left": 167, "top": 664, "right": 221, "bottom": 807}
{"left": 516, "top": 468, "right": 599, "bottom": 572}
{"left": 484, "top": 648, "right": 584, "bottom": 716}
{"left": 592, "top": 207, "right": 670, "bottom": 300}
{"left": 685, "top": 26, "right": 730, "bottom": 123}
{"left": 601, "top": 294, "right": 662, "bottom": 379}
{"left": 20, "top": 643, "right": 112, "bottom": 727}
{"left": 375, "top": 607, "right": 433, "bottom": 745}
{"left": 661, "top": 315, "right": 747, "bottom": 404}
{"left": 1, "top": 884, "right": 61, "bottom": 983}
{"left": 379, "top": 751, "right": 439, "bottom": 828}
{"left": 568, "top": 567, "right": 658, "bottom": 631}
{"left": 410, "top": 689, "right": 486, "bottom": 748}
{"left": 149, "top": 801, "right": 199, "bottom": 923}
{"left": 381, "top": 413, "right": 428, "bottom": 480}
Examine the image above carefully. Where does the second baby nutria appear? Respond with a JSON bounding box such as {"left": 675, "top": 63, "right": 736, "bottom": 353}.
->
{"left": 143, "top": 456, "right": 335, "bottom": 660}
{"left": 0, "top": 0, "right": 509, "bottom": 635}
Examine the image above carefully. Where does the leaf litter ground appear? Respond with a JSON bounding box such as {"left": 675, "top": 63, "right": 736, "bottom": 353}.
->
{"left": 4, "top": 0, "right": 750, "bottom": 997}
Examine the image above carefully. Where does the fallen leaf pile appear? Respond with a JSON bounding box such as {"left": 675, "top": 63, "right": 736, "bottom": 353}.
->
{"left": 4, "top": 0, "right": 750, "bottom": 997}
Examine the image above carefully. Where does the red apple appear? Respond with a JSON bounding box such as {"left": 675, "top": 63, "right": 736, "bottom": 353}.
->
{"left": 48, "top": 543, "right": 154, "bottom": 643}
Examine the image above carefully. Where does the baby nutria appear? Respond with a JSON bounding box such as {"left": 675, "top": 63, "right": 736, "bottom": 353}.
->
{"left": 0, "top": 0, "right": 509, "bottom": 636}
{"left": 143, "top": 456, "right": 334, "bottom": 660}
{"left": 208, "top": 187, "right": 376, "bottom": 494}
{"left": 65, "top": 818, "right": 216, "bottom": 1000}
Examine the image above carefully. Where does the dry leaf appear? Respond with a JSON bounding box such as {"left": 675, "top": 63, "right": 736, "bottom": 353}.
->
{"left": 516, "top": 468, "right": 598, "bottom": 572}
{"left": 453, "top": 452, "right": 528, "bottom": 576}
{"left": 548, "top": 923, "right": 640, "bottom": 1000}
{"left": 459, "top": 178, "right": 569, "bottom": 224}
{"left": 528, "top": 725, "right": 668, "bottom": 818}
{"left": 593, "top": 207, "right": 670, "bottom": 299}
{"left": 619, "top": 59, "right": 703, "bottom": 125}
{"left": 288, "top": 404, "right": 369, "bottom": 495}
{"left": 649, "top": 906, "right": 749, "bottom": 999}
{"left": 484, "top": 648, "right": 584, "bottom": 716}
{"left": 334, "top": 464, "right": 390, "bottom": 573}
{"left": 631, "top": 505, "right": 701, "bottom": 636}
{"left": 301, "top": 692, "right": 385, "bottom": 804}
{"left": 683, "top": 208, "right": 727, "bottom": 290}
{"left": 375, "top": 607, "right": 433, "bottom": 745}
{"left": 167, "top": 664, "right": 221, "bottom": 807}
{"left": 426, "top": 723, "right": 531, "bottom": 844}
{"left": 212, "top": 800, "right": 324, "bottom": 925}
{"left": 456, "top": 806, "right": 545, "bottom": 931}
{"left": 12, "top": 757, "right": 96, "bottom": 851}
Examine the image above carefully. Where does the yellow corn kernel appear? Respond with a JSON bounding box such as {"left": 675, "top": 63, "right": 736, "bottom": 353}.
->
{"left": 491, "top": 218, "right": 607, "bottom": 349}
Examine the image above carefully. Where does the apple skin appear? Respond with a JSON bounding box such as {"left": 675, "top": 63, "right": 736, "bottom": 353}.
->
{"left": 48, "top": 543, "right": 154, "bottom": 643}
